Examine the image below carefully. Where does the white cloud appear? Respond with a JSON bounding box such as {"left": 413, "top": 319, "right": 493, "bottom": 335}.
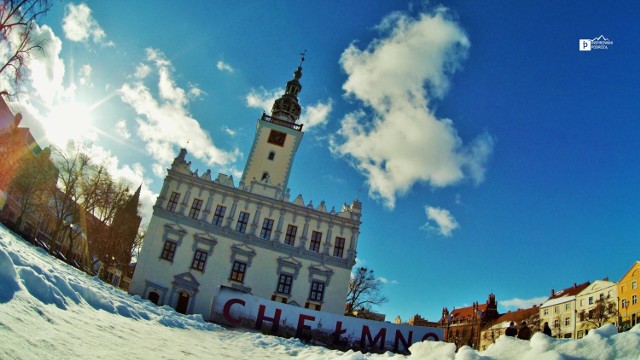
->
{"left": 501, "top": 296, "right": 548, "bottom": 310}
{"left": 118, "top": 48, "right": 240, "bottom": 175}
{"left": 26, "top": 24, "right": 66, "bottom": 106}
{"left": 423, "top": 205, "right": 459, "bottom": 237}
{"left": 300, "top": 99, "right": 332, "bottom": 130}
{"left": 134, "top": 63, "right": 152, "bottom": 79}
{"left": 378, "top": 277, "right": 399, "bottom": 285}
{"left": 330, "top": 7, "right": 494, "bottom": 209}
{"left": 246, "top": 87, "right": 281, "bottom": 114}
{"left": 62, "top": 3, "right": 113, "bottom": 46}
{"left": 223, "top": 126, "right": 236, "bottom": 136}
{"left": 115, "top": 119, "right": 131, "bottom": 139}
{"left": 216, "top": 60, "right": 234, "bottom": 73}
{"left": 79, "top": 64, "right": 92, "bottom": 86}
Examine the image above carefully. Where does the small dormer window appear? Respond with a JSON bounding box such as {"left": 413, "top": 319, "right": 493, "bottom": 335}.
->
{"left": 268, "top": 151, "right": 275, "bottom": 160}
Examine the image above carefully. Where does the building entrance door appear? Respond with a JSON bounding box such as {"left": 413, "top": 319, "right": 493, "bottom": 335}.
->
{"left": 176, "top": 291, "right": 190, "bottom": 314}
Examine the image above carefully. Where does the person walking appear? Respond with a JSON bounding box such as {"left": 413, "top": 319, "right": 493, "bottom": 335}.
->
{"left": 517, "top": 320, "right": 532, "bottom": 340}
{"left": 543, "top": 322, "right": 552, "bottom": 336}
{"left": 505, "top": 321, "right": 517, "bottom": 337}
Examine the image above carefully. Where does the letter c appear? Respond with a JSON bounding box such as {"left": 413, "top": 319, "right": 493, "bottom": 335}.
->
{"left": 223, "top": 298, "right": 245, "bottom": 325}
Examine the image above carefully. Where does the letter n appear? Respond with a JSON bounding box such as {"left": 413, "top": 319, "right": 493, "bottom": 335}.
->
{"left": 394, "top": 330, "right": 413, "bottom": 353}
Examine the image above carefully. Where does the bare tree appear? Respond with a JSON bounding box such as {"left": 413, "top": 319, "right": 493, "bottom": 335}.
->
{"left": 8, "top": 146, "right": 57, "bottom": 230}
{"left": 0, "top": 0, "right": 54, "bottom": 93}
{"left": 345, "top": 267, "right": 388, "bottom": 315}
{"left": 47, "top": 145, "right": 92, "bottom": 249}
{"left": 580, "top": 297, "right": 617, "bottom": 329}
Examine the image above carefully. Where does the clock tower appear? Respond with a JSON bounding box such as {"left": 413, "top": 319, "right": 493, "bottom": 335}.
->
{"left": 240, "top": 61, "right": 305, "bottom": 200}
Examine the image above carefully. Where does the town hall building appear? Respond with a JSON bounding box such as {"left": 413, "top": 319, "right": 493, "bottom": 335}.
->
{"left": 129, "top": 62, "right": 362, "bottom": 318}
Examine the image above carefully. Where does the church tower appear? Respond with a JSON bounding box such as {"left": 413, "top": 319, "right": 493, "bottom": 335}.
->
{"left": 240, "top": 59, "right": 305, "bottom": 200}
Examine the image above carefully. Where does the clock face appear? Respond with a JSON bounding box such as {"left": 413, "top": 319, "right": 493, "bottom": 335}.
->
{"left": 267, "top": 130, "right": 287, "bottom": 146}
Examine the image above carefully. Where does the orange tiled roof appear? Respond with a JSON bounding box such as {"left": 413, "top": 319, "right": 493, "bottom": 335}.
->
{"left": 451, "top": 303, "right": 488, "bottom": 319}
{"left": 551, "top": 281, "right": 590, "bottom": 299}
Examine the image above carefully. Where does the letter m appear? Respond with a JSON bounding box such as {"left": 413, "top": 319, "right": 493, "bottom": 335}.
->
{"left": 360, "top": 325, "right": 386, "bottom": 351}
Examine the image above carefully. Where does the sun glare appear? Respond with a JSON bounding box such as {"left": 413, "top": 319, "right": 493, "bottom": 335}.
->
{"left": 45, "top": 101, "right": 95, "bottom": 147}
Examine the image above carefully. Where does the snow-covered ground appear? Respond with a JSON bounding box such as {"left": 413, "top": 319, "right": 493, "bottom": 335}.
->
{"left": 0, "top": 225, "right": 639, "bottom": 360}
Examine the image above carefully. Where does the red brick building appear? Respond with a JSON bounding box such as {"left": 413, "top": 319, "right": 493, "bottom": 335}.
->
{"left": 440, "top": 293, "right": 500, "bottom": 350}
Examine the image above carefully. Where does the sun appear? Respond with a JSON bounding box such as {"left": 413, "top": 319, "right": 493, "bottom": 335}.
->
{"left": 44, "top": 101, "right": 96, "bottom": 147}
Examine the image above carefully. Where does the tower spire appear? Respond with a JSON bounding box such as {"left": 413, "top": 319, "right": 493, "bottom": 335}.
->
{"left": 270, "top": 53, "right": 305, "bottom": 123}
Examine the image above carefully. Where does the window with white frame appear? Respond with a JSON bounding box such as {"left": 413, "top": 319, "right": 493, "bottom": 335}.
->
{"left": 190, "top": 249, "right": 207, "bottom": 271}
{"left": 633, "top": 295, "right": 638, "bottom": 305}
{"left": 230, "top": 261, "right": 247, "bottom": 283}
{"left": 260, "top": 218, "right": 274, "bottom": 240}
{"left": 213, "top": 205, "right": 226, "bottom": 226}
{"left": 309, "top": 281, "right": 325, "bottom": 302}
{"left": 188, "top": 198, "right": 203, "bottom": 219}
{"left": 333, "top": 237, "right": 345, "bottom": 258}
{"left": 160, "top": 241, "right": 177, "bottom": 261}
{"left": 236, "top": 211, "right": 249, "bottom": 233}
{"left": 284, "top": 225, "right": 297, "bottom": 246}
{"left": 167, "top": 192, "right": 180, "bottom": 212}
{"left": 276, "top": 274, "right": 293, "bottom": 295}
{"left": 565, "top": 317, "right": 570, "bottom": 326}
{"left": 309, "top": 231, "right": 322, "bottom": 252}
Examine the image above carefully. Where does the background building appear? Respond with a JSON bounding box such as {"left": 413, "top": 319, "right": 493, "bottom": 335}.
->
{"left": 575, "top": 279, "right": 617, "bottom": 338}
{"left": 129, "top": 64, "right": 362, "bottom": 317}
{"left": 618, "top": 261, "right": 640, "bottom": 331}
{"left": 440, "top": 294, "right": 499, "bottom": 350}
{"left": 539, "top": 282, "right": 590, "bottom": 339}
{"left": 479, "top": 306, "right": 539, "bottom": 350}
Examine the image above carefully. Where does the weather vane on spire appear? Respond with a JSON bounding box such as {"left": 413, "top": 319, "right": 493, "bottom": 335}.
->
{"left": 299, "top": 50, "right": 306, "bottom": 66}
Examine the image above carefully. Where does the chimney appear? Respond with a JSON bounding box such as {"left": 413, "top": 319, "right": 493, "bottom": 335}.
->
{"left": 551, "top": 289, "right": 555, "bottom": 297}
{"left": 574, "top": 283, "right": 577, "bottom": 288}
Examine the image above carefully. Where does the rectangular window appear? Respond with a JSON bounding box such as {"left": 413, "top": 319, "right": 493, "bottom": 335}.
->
{"left": 565, "top": 317, "right": 570, "bottom": 326}
{"left": 284, "top": 225, "right": 297, "bottom": 246}
{"left": 190, "top": 249, "right": 207, "bottom": 271}
{"left": 188, "top": 198, "right": 203, "bottom": 219}
{"left": 580, "top": 311, "right": 585, "bottom": 321}
{"left": 554, "top": 306, "right": 558, "bottom": 314}
{"left": 260, "top": 218, "right": 274, "bottom": 240}
{"left": 309, "top": 231, "right": 322, "bottom": 252}
{"left": 276, "top": 274, "right": 293, "bottom": 295}
{"left": 230, "top": 261, "right": 247, "bottom": 283}
{"left": 565, "top": 303, "right": 571, "bottom": 311}
{"left": 622, "top": 299, "right": 628, "bottom": 308}
{"left": 309, "top": 281, "right": 325, "bottom": 302}
{"left": 235, "top": 211, "right": 250, "bottom": 233}
{"left": 333, "top": 237, "right": 345, "bottom": 258}
{"left": 633, "top": 295, "right": 638, "bottom": 305}
{"left": 543, "top": 308, "right": 549, "bottom": 316}
{"left": 554, "top": 319, "right": 559, "bottom": 328}
{"left": 167, "top": 192, "right": 180, "bottom": 212}
{"left": 160, "top": 241, "right": 177, "bottom": 261}
{"left": 213, "top": 205, "right": 227, "bottom": 226}
{"left": 589, "top": 296, "right": 593, "bottom": 305}
{"left": 633, "top": 281, "right": 637, "bottom": 290}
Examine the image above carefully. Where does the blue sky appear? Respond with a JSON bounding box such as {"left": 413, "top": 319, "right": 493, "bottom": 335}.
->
{"left": 2, "top": 1, "right": 639, "bottom": 322}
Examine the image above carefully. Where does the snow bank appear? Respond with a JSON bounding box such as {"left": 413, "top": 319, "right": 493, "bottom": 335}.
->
{"left": 1, "top": 225, "right": 639, "bottom": 359}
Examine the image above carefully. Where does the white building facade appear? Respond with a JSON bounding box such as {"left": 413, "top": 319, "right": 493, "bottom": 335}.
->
{"left": 129, "top": 63, "right": 362, "bottom": 318}
{"left": 575, "top": 280, "right": 617, "bottom": 338}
